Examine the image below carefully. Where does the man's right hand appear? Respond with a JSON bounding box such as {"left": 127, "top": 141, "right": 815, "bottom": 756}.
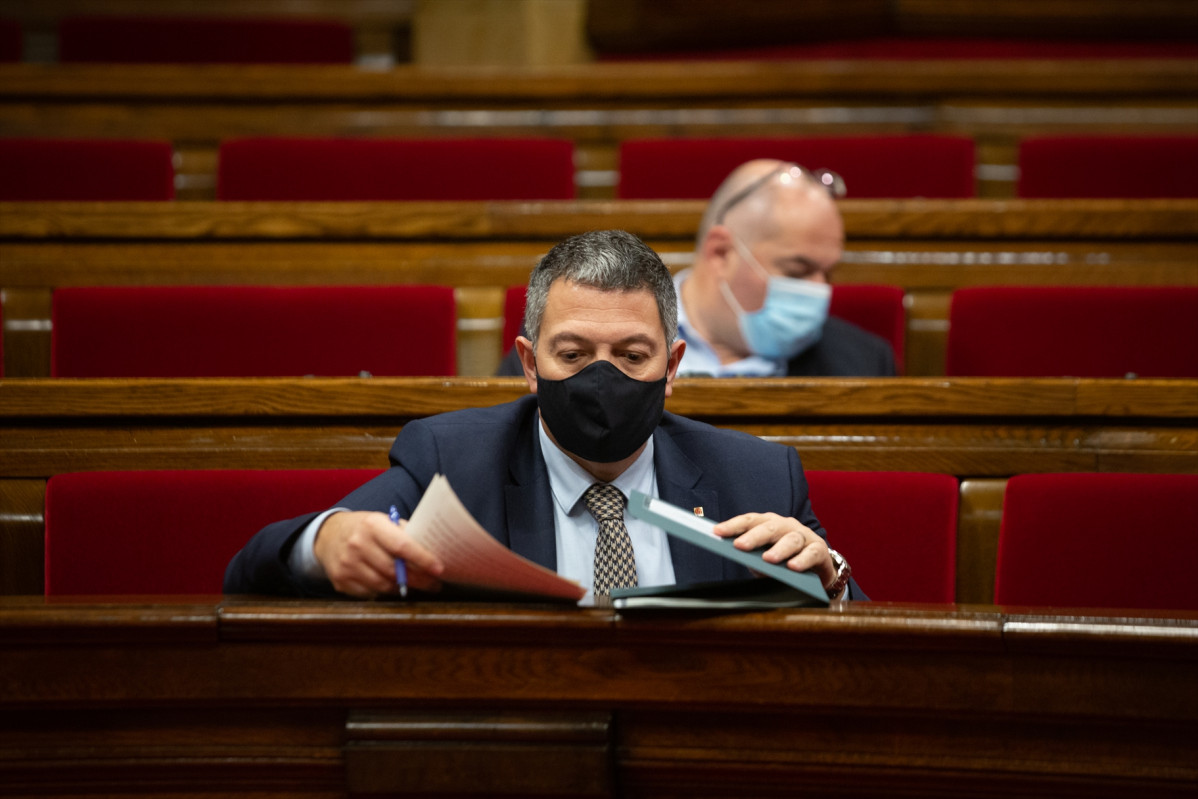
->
{"left": 313, "top": 510, "right": 445, "bottom": 599}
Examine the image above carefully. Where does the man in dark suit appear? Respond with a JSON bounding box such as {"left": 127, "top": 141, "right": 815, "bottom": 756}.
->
{"left": 225, "top": 230, "right": 858, "bottom": 602}
{"left": 496, "top": 159, "right": 893, "bottom": 378}
{"left": 675, "top": 158, "right": 894, "bottom": 377}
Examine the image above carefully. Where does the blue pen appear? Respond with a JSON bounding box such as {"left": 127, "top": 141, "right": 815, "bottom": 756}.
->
{"left": 389, "top": 505, "right": 408, "bottom": 598}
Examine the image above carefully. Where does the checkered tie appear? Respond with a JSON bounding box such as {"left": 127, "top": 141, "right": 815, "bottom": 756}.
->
{"left": 584, "top": 483, "right": 638, "bottom": 597}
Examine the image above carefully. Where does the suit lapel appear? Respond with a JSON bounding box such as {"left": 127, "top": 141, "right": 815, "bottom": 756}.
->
{"left": 653, "top": 424, "right": 726, "bottom": 584}
{"left": 504, "top": 409, "right": 558, "bottom": 572}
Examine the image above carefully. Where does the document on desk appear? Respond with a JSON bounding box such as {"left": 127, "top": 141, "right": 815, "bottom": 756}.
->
{"left": 406, "top": 474, "right": 586, "bottom": 602}
{"left": 614, "top": 491, "right": 830, "bottom": 610}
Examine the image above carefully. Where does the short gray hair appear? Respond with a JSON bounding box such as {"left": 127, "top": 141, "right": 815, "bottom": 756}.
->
{"left": 524, "top": 230, "right": 678, "bottom": 347}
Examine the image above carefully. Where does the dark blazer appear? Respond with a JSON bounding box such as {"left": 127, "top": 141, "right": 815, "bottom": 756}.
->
{"left": 225, "top": 395, "right": 858, "bottom": 598}
{"left": 496, "top": 317, "right": 896, "bottom": 377}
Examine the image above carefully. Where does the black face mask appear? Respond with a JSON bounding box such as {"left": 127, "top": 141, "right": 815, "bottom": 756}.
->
{"left": 536, "top": 359, "right": 667, "bottom": 463}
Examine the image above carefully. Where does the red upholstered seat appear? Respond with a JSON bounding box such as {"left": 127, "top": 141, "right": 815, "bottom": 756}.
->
{"left": 1017, "top": 136, "right": 1198, "bottom": 198}
{"left": 617, "top": 136, "right": 976, "bottom": 199}
{"left": 45, "top": 469, "right": 382, "bottom": 595}
{"left": 0, "top": 18, "right": 21, "bottom": 61}
{"left": 217, "top": 138, "right": 577, "bottom": 201}
{"left": 828, "top": 284, "right": 906, "bottom": 373}
{"left": 503, "top": 284, "right": 529, "bottom": 354}
{"left": 995, "top": 473, "right": 1198, "bottom": 611}
{"left": 0, "top": 139, "right": 175, "bottom": 201}
{"left": 59, "top": 16, "right": 353, "bottom": 63}
{"left": 52, "top": 285, "right": 457, "bottom": 377}
{"left": 945, "top": 286, "right": 1198, "bottom": 378}
{"left": 806, "top": 471, "right": 959, "bottom": 603}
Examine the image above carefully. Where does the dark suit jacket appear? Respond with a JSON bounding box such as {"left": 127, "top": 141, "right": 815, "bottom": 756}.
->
{"left": 496, "top": 317, "right": 896, "bottom": 377}
{"left": 225, "top": 395, "right": 859, "bottom": 599}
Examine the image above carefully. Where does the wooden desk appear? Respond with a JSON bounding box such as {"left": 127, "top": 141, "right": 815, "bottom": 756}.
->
{"left": 3, "top": 198, "right": 1195, "bottom": 377}
{"left": 3, "top": 58, "right": 1196, "bottom": 200}
{"left": 1, "top": 596, "right": 1195, "bottom": 798}
{"left": 2, "top": 376, "right": 1195, "bottom": 599}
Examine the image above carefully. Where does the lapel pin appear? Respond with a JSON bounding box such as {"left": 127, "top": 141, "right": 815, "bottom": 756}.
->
{"left": 693, "top": 507, "right": 704, "bottom": 517}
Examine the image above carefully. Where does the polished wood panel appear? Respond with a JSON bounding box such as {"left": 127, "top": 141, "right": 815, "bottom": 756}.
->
{"left": 1, "top": 597, "right": 1195, "bottom": 797}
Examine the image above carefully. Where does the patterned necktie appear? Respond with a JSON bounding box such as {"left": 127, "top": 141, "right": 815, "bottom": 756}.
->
{"left": 584, "top": 483, "right": 638, "bottom": 596}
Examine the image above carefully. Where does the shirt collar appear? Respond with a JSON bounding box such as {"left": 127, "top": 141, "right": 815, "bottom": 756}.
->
{"left": 536, "top": 413, "right": 656, "bottom": 515}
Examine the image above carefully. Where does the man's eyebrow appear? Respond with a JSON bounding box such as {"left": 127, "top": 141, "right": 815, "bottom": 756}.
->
{"left": 546, "top": 331, "right": 659, "bottom": 349}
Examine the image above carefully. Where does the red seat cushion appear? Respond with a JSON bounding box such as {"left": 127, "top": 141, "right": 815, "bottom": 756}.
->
{"left": 995, "top": 473, "right": 1198, "bottom": 611}
{"left": 946, "top": 286, "right": 1198, "bottom": 378}
{"left": 45, "top": 469, "right": 382, "bottom": 595}
{"left": 59, "top": 16, "right": 353, "bottom": 64}
{"left": 52, "top": 285, "right": 457, "bottom": 377}
{"left": 829, "top": 285, "right": 906, "bottom": 373}
{"left": 1018, "top": 136, "right": 1198, "bottom": 198}
{"left": 0, "top": 139, "right": 175, "bottom": 201}
{"left": 218, "top": 137, "right": 577, "bottom": 201}
{"left": 806, "top": 471, "right": 959, "bottom": 602}
{"left": 618, "top": 136, "right": 976, "bottom": 199}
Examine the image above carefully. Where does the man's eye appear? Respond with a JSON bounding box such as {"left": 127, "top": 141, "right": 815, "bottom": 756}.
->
{"left": 623, "top": 352, "right": 645, "bottom": 363}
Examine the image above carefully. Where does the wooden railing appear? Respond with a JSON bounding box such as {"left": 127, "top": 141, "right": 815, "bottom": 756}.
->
{"left": 2, "top": 596, "right": 1195, "bottom": 797}
{"left": 3, "top": 198, "right": 1196, "bottom": 377}
{"left": 2, "top": 376, "right": 1195, "bottom": 599}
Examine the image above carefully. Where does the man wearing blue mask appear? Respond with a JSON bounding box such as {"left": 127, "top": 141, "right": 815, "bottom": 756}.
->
{"left": 676, "top": 159, "right": 895, "bottom": 377}
{"left": 226, "top": 230, "right": 860, "bottom": 604}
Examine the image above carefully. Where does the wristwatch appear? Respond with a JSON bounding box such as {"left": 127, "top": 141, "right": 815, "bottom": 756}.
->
{"left": 824, "top": 548, "right": 851, "bottom": 600}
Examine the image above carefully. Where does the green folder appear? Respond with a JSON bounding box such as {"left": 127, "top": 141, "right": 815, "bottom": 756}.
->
{"left": 613, "top": 491, "right": 830, "bottom": 611}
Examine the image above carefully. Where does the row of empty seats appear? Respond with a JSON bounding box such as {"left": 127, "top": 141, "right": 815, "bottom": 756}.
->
{"left": 43, "top": 468, "right": 1198, "bottom": 612}
{"left": 38, "top": 284, "right": 1198, "bottom": 378}
{"left": 3, "top": 135, "right": 1197, "bottom": 200}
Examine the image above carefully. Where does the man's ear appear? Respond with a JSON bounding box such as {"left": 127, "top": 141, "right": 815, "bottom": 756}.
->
{"left": 515, "top": 335, "right": 538, "bottom": 393}
{"left": 701, "top": 225, "right": 737, "bottom": 279}
{"left": 664, "top": 338, "right": 687, "bottom": 398}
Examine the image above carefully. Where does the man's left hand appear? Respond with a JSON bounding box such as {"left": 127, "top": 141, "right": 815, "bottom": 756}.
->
{"left": 713, "top": 512, "right": 836, "bottom": 588}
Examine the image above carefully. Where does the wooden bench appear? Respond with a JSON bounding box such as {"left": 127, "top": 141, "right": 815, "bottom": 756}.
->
{"left": 2, "top": 58, "right": 1196, "bottom": 199}
{"left": 2, "top": 376, "right": 1194, "bottom": 600}
{"left": 3, "top": 198, "right": 1195, "bottom": 377}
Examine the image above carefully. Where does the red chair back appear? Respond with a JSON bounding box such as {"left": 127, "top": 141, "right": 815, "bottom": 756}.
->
{"left": 0, "top": 139, "right": 175, "bottom": 201}
{"left": 52, "top": 285, "right": 457, "bottom": 377}
{"left": 806, "top": 471, "right": 959, "bottom": 602}
{"left": 217, "top": 137, "right": 576, "bottom": 201}
{"left": 617, "top": 136, "right": 976, "bottom": 199}
{"left": 995, "top": 473, "right": 1198, "bottom": 610}
{"left": 829, "top": 284, "right": 906, "bottom": 373}
{"left": 59, "top": 16, "right": 353, "bottom": 63}
{"left": 1018, "top": 136, "right": 1198, "bottom": 198}
{"left": 946, "top": 286, "right": 1198, "bottom": 378}
{"left": 45, "top": 469, "right": 382, "bottom": 595}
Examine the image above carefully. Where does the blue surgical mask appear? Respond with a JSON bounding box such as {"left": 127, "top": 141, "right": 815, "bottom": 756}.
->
{"left": 719, "top": 236, "right": 832, "bottom": 360}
